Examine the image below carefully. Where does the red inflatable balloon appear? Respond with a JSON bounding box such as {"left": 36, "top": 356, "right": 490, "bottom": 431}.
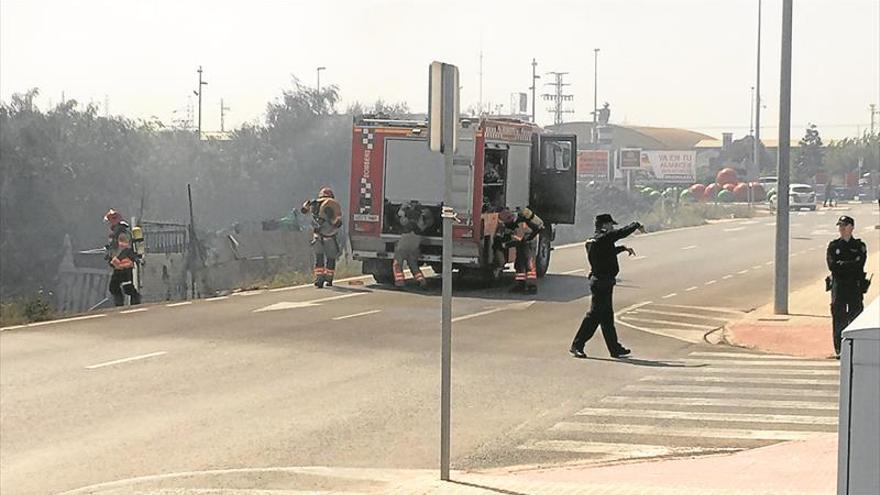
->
{"left": 716, "top": 167, "right": 739, "bottom": 186}
{"left": 704, "top": 183, "right": 721, "bottom": 200}
{"left": 723, "top": 183, "right": 736, "bottom": 193}
{"left": 689, "top": 184, "right": 707, "bottom": 201}
{"left": 733, "top": 182, "right": 749, "bottom": 201}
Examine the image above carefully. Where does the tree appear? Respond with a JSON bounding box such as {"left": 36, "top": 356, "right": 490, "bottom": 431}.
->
{"left": 793, "top": 123, "right": 824, "bottom": 181}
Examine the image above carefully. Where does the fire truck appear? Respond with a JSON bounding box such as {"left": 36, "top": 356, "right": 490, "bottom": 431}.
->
{"left": 348, "top": 116, "right": 577, "bottom": 284}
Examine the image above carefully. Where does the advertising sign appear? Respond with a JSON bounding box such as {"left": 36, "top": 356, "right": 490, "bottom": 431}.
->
{"left": 618, "top": 148, "right": 642, "bottom": 170}
{"left": 639, "top": 151, "right": 696, "bottom": 183}
{"left": 576, "top": 150, "right": 610, "bottom": 181}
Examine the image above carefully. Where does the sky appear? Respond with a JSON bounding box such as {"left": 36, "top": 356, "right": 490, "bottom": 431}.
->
{"left": 2, "top": 0, "right": 878, "bottom": 140}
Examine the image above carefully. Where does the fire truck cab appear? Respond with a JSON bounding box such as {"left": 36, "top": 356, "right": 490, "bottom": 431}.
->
{"left": 348, "top": 116, "right": 577, "bottom": 284}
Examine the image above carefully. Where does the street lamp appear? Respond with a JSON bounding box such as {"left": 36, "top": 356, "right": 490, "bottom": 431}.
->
{"left": 593, "top": 48, "right": 600, "bottom": 145}
{"left": 194, "top": 66, "right": 208, "bottom": 139}
{"left": 317, "top": 66, "right": 326, "bottom": 92}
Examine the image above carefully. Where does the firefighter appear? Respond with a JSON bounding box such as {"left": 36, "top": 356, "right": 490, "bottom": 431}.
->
{"left": 301, "top": 187, "right": 343, "bottom": 288}
{"left": 392, "top": 201, "right": 433, "bottom": 288}
{"left": 104, "top": 209, "right": 142, "bottom": 306}
{"left": 500, "top": 207, "right": 544, "bottom": 294}
{"left": 826, "top": 215, "right": 869, "bottom": 358}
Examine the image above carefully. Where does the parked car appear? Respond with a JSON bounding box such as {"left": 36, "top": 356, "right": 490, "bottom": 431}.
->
{"left": 768, "top": 183, "right": 817, "bottom": 211}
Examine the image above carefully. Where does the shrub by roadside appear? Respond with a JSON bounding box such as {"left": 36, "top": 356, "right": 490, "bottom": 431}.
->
{"left": 236, "top": 259, "right": 363, "bottom": 291}
{"left": 0, "top": 292, "right": 56, "bottom": 326}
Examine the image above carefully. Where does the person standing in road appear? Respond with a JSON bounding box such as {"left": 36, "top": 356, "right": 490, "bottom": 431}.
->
{"left": 104, "top": 209, "right": 142, "bottom": 306}
{"left": 823, "top": 180, "right": 836, "bottom": 208}
{"left": 826, "top": 215, "right": 868, "bottom": 358}
{"left": 301, "top": 187, "right": 343, "bottom": 288}
{"left": 570, "top": 213, "right": 644, "bottom": 359}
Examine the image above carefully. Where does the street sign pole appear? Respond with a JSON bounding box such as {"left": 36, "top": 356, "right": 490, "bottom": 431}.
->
{"left": 774, "top": 0, "right": 793, "bottom": 314}
{"left": 429, "top": 61, "right": 459, "bottom": 481}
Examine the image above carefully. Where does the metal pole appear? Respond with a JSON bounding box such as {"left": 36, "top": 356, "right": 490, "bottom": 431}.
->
{"left": 593, "top": 48, "right": 599, "bottom": 146}
{"left": 439, "top": 67, "right": 455, "bottom": 482}
{"left": 531, "top": 58, "right": 538, "bottom": 123}
{"left": 871, "top": 104, "right": 877, "bottom": 135}
{"left": 197, "top": 66, "right": 203, "bottom": 139}
{"left": 754, "top": 0, "right": 762, "bottom": 174}
{"left": 774, "top": 0, "right": 793, "bottom": 315}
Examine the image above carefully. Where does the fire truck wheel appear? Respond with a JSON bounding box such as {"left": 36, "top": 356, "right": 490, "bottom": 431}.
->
{"left": 365, "top": 259, "right": 395, "bottom": 285}
{"left": 536, "top": 231, "right": 552, "bottom": 278}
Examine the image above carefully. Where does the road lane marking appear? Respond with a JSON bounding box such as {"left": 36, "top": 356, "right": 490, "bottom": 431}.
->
{"left": 689, "top": 351, "right": 809, "bottom": 359}
{"left": 518, "top": 440, "right": 733, "bottom": 458}
{"left": 681, "top": 245, "right": 698, "bottom": 250}
{"left": 254, "top": 292, "right": 368, "bottom": 312}
{"left": 722, "top": 275, "right": 734, "bottom": 279}
{"left": 1, "top": 314, "right": 106, "bottom": 331}
{"left": 752, "top": 265, "right": 763, "bottom": 269}
{"left": 332, "top": 309, "right": 382, "bottom": 321}
{"left": 452, "top": 301, "right": 535, "bottom": 323}
{"left": 653, "top": 304, "right": 745, "bottom": 314}
{"left": 669, "top": 367, "right": 838, "bottom": 376}
{"left": 551, "top": 422, "right": 828, "bottom": 441}
{"left": 624, "top": 384, "right": 837, "bottom": 398}
{"left": 120, "top": 308, "right": 149, "bottom": 314}
{"left": 705, "top": 280, "right": 717, "bottom": 285}
{"left": 723, "top": 227, "right": 746, "bottom": 232}
{"left": 561, "top": 268, "right": 585, "bottom": 275}
{"left": 630, "top": 309, "right": 728, "bottom": 321}
{"left": 86, "top": 351, "right": 167, "bottom": 370}
{"left": 206, "top": 296, "right": 229, "bottom": 301}
{"left": 683, "top": 359, "right": 839, "bottom": 367}
{"left": 267, "top": 275, "right": 374, "bottom": 292}
{"left": 661, "top": 293, "right": 677, "bottom": 299}
{"left": 575, "top": 407, "right": 837, "bottom": 425}
{"left": 640, "top": 375, "right": 838, "bottom": 386}
{"left": 166, "top": 301, "right": 192, "bottom": 307}
{"left": 737, "top": 269, "right": 749, "bottom": 274}
{"left": 765, "top": 261, "right": 773, "bottom": 265}
{"left": 630, "top": 255, "right": 648, "bottom": 260}
{"left": 622, "top": 317, "right": 716, "bottom": 330}
{"left": 685, "top": 286, "right": 698, "bottom": 292}
{"left": 601, "top": 396, "right": 838, "bottom": 410}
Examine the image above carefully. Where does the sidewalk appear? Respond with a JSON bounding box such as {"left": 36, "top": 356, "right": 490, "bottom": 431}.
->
{"left": 723, "top": 248, "right": 879, "bottom": 359}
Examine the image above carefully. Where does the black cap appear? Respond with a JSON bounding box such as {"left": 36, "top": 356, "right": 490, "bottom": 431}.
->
{"left": 595, "top": 213, "right": 618, "bottom": 225}
{"left": 836, "top": 215, "right": 854, "bottom": 226}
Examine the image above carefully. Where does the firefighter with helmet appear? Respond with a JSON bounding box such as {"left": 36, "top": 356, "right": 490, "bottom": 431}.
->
{"left": 392, "top": 201, "right": 434, "bottom": 289}
{"left": 301, "top": 187, "right": 343, "bottom": 288}
{"left": 104, "top": 209, "right": 142, "bottom": 306}
{"left": 500, "top": 207, "right": 544, "bottom": 294}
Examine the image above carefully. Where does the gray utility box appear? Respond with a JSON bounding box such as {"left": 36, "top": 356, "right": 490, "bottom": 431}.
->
{"left": 837, "top": 296, "right": 880, "bottom": 495}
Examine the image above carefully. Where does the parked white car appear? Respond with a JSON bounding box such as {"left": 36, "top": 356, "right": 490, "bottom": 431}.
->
{"left": 769, "top": 183, "right": 817, "bottom": 211}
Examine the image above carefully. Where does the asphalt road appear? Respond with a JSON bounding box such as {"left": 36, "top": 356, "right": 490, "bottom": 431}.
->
{"left": 1, "top": 204, "right": 878, "bottom": 495}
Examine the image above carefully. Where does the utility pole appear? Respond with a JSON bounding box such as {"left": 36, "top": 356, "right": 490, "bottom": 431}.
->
{"left": 754, "top": 0, "right": 763, "bottom": 174}
{"left": 104, "top": 94, "right": 110, "bottom": 118}
{"left": 750, "top": 86, "right": 756, "bottom": 136}
{"left": 774, "top": 0, "right": 793, "bottom": 315}
{"left": 220, "top": 99, "right": 231, "bottom": 132}
{"left": 542, "top": 72, "right": 574, "bottom": 126}
{"left": 593, "top": 48, "right": 599, "bottom": 144}
{"left": 317, "top": 66, "right": 326, "bottom": 92}
{"left": 529, "top": 58, "right": 539, "bottom": 123}
{"left": 478, "top": 49, "right": 483, "bottom": 115}
{"left": 870, "top": 104, "right": 877, "bottom": 135}
{"left": 194, "top": 66, "right": 207, "bottom": 139}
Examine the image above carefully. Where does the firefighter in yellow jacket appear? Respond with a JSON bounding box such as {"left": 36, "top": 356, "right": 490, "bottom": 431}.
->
{"left": 301, "top": 187, "right": 343, "bottom": 288}
{"left": 104, "top": 209, "right": 142, "bottom": 306}
{"left": 500, "top": 207, "right": 544, "bottom": 294}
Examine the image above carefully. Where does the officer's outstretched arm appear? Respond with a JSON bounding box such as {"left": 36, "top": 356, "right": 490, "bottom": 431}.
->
{"left": 607, "top": 222, "right": 642, "bottom": 243}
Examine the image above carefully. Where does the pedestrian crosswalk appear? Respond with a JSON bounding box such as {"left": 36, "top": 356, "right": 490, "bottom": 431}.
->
{"left": 516, "top": 349, "right": 839, "bottom": 465}
{"left": 617, "top": 303, "right": 746, "bottom": 343}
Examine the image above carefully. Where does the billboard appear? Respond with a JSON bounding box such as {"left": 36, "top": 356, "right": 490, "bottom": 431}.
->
{"left": 618, "top": 148, "right": 642, "bottom": 170}
{"left": 577, "top": 150, "right": 610, "bottom": 181}
{"left": 639, "top": 151, "right": 696, "bottom": 183}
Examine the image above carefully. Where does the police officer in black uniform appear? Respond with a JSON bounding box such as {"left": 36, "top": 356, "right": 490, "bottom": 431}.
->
{"left": 826, "top": 215, "right": 868, "bottom": 358}
{"left": 570, "top": 213, "right": 645, "bottom": 359}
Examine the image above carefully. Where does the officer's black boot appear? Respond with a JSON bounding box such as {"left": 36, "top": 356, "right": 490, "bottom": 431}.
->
{"left": 112, "top": 293, "right": 125, "bottom": 307}
{"left": 129, "top": 292, "right": 142, "bottom": 305}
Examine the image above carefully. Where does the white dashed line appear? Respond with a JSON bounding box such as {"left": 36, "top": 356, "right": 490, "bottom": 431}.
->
{"left": 85, "top": 351, "right": 168, "bottom": 370}
{"left": 0, "top": 314, "right": 106, "bottom": 331}
{"left": 752, "top": 265, "right": 763, "bottom": 269}
{"left": 765, "top": 261, "right": 773, "bottom": 266}
{"left": 705, "top": 280, "right": 717, "bottom": 285}
{"left": 723, "top": 227, "right": 746, "bottom": 232}
{"left": 685, "top": 286, "right": 698, "bottom": 292}
{"left": 120, "top": 308, "right": 148, "bottom": 314}
{"left": 722, "top": 275, "right": 734, "bottom": 280}
{"left": 332, "top": 309, "right": 382, "bottom": 321}
{"left": 661, "top": 293, "right": 677, "bottom": 299}
{"left": 681, "top": 245, "right": 698, "bottom": 250}
{"left": 737, "top": 270, "right": 749, "bottom": 274}
{"left": 166, "top": 301, "right": 192, "bottom": 307}
{"left": 206, "top": 296, "right": 229, "bottom": 301}
{"left": 561, "top": 268, "right": 585, "bottom": 275}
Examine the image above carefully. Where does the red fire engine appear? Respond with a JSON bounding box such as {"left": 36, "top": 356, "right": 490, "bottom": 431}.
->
{"left": 348, "top": 116, "right": 577, "bottom": 284}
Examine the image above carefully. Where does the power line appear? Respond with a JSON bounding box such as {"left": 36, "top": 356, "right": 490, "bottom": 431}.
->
{"left": 541, "top": 71, "right": 574, "bottom": 125}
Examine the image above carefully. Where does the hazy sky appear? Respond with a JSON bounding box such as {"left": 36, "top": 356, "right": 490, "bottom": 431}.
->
{"left": 2, "top": 0, "right": 878, "bottom": 139}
